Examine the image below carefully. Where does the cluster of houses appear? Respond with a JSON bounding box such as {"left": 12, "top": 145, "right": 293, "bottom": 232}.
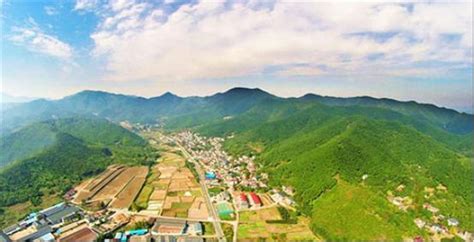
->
{"left": 111, "top": 221, "right": 204, "bottom": 242}
{"left": 1, "top": 203, "right": 87, "bottom": 242}
{"left": 1, "top": 200, "right": 212, "bottom": 242}
{"left": 386, "top": 184, "right": 472, "bottom": 241}
{"left": 237, "top": 192, "right": 263, "bottom": 209}
{"left": 172, "top": 131, "right": 268, "bottom": 191}
{"left": 412, "top": 205, "right": 469, "bottom": 241}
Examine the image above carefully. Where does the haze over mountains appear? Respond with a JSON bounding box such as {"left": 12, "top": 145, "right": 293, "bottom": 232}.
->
{"left": 1, "top": 87, "right": 472, "bottom": 135}
{"left": 1, "top": 87, "right": 473, "bottom": 239}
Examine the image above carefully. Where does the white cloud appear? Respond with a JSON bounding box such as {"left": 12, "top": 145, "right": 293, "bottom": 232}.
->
{"left": 74, "top": 0, "right": 98, "bottom": 11}
{"left": 88, "top": 1, "right": 472, "bottom": 82}
{"left": 44, "top": 6, "right": 58, "bottom": 15}
{"left": 10, "top": 22, "right": 73, "bottom": 60}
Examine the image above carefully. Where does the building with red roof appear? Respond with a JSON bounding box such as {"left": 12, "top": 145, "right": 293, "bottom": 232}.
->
{"left": 249, "top": 192, "right": 262, "bottom": 207}
{"left": 238, "top": 193, "right": 249, "bottom": 209}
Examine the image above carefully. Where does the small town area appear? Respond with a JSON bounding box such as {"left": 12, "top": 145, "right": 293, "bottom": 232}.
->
{"left": 0, "top": 128, "right": 314, "bottom": 242}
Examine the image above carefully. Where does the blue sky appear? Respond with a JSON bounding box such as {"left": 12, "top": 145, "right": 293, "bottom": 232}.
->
{"left": 1, "top": 0, "right": 472, "bottom": 113}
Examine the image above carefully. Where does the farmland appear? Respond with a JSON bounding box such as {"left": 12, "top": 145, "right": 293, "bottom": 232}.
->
{"left": 238, "top": 206, "right": 318, "bottom": 241}
{"left": 132, "top": 139, "right": 208, "bottom": 219}
{"left": 73, "top": 165, "right": 148, "bottom": 210}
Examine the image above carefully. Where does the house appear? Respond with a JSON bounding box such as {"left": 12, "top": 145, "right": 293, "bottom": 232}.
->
{"left": 151, "top": 221, "right": 187, "bottom": 235}
{"left": 38, "top": 203, "right": 81, "bottom": 225}
{"left": 249, "top": 193, "right": 262, "bottom": 207}
{"left": 9, "top": 226, "right": 52, "bottom": 242}
{"left": 270, "top": 192, "right": 284, "bottom": 204}
{"left": 429, "top": 224, "right": 444, "bottom": 234}
{"left": 192, "top": 223, "right": 203, "bottom": 236}
{"left": 413, "top": 218, "right": 426, "bottom": 229}
{"left": 423, "top": 203, "right": 439, "bottom": 213}
{"left": 58, "top": 227, "right": 98, "bottom": 242}
{"left": 238, "top": 193, "right": 249, "bottom": 209}
{"left": 282, "top": 186, "right": 295, "bottom": 196}
{"left": 32, "top": 232, "right": 55, "bottom": 242}
{"left": 205, "top": 171, "right": 216, "bottom": 180}
{"left": 447, "top": 218, "right": 459, "bottom": 227}
{"left": 0, "top": 231, "right": 11, "bottom": 242}
{"left": 129, "top": 234, "right": 152, "bottom": 242}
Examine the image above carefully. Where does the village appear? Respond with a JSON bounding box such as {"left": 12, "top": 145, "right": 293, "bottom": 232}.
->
{"left": 0, "top": 129, "right": 303, "bottom": 242}
{"left": 386, "top": 183, "right": 471, "bottom": 241}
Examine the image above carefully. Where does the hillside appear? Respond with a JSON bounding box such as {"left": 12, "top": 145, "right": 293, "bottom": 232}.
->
{"left": 0, "top": 117, "right": 147, "bottom": 168}
{"left": 0, "top": 117, "right": 157, "bottom": 226}
{"left": 197, "top": 106, "right": 473, "bottom": 239}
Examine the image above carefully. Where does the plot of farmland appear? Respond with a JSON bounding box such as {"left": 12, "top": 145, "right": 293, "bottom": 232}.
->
{"left": 238, "top": 207, "right": 317, "bottom": 241}
{"left": 73, "top": 165, "right": 125, "bottom": 203}
{"left": 132, "top": 135, "right": 207, "bottom": 219}
{"left": 92, "top": 169, "right": 138, "bottom": 201}
{"left": 110, "top": 176, "right": 147, "bottom": 209}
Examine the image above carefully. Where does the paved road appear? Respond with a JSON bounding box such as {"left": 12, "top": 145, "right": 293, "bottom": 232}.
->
{"left": 170, "top": 137, "right": 226, "bottom": 242}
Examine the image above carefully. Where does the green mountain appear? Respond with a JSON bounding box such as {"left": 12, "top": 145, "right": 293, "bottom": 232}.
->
{"left": 0, "top": 117, "right": 156, "bottom": 209}
{"left": 2, "top": 87, "right": 471, "bottom": 136}
{"left": 1, "top": 87, "right": 472, "bottom": 239}
{"left": 196, "top": 102, "right": 473, "bottom": 239}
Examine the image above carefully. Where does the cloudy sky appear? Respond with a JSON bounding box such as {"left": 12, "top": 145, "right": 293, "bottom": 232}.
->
{"left": 1, "top": 0, "right": 472, "bottom": 112}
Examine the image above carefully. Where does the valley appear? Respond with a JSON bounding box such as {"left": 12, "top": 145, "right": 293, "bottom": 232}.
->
{"left": 0, "top": 87, "right": 472, "bottom": 241}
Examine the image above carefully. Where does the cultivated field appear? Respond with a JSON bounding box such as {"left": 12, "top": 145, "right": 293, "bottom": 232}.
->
{"left": 238, "top": 207, "right": 317, "bottom": 241}
{"left": 110, "top": 176, "right": 147, "bottom": 209}
{"left": 133, "top": 135, "right": 208, "bottom": 219}
{"left": 73, "top": 165, "right": 148, "bottom": 210}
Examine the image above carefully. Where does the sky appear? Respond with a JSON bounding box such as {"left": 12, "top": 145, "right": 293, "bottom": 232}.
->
{"left": 1, "top": 0, "right": 472, "bottom": 112}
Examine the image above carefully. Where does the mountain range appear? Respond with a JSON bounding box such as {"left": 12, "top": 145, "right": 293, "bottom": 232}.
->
{"left": 1, "top": 87, "right": 472, "bottom": 135}
{"left": 0, "top": 87, "right": 472, "bottom": 239}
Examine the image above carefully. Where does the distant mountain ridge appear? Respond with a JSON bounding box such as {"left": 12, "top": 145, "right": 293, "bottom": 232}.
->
{"left": 1, "top": 87, "right": 472, "bottom": 135}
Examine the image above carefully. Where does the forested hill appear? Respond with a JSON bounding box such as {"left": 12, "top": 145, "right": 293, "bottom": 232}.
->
{"left": 1, "top": 88, "right": 472, "bottom": 136}
{"left": 195, "top": 100, "right": 473, "bottom": 240}
{"left": 0, "top": 117, "right": 156, "bottom": 210}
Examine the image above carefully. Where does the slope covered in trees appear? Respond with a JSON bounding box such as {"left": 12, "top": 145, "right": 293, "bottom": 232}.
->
{"left": 195, "top": 100, "right": 473, "bottom": 239}
{"left": 0, "top": 117, "right": 156, "bottom": 208}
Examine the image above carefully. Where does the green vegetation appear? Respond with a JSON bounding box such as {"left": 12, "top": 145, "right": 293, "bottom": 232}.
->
{"left": 0, "top": 117, "right": 157, "bottom": 226}
{"left": 194, "top": 94, "right": 473, "bottom": 239}
{"left": 185, "top": 160, "right": 200, "bottom": 182}
{"left": 1, "top": 87, "right": 472, "bottom": 239}
{"left": 135, "top": 185, "right": 154, "bottom": 209}
{"left": 310, "top": 180, "right": 418, "bottom": 240}
{"left": 266, "top": 207, "right": 297, "bottom": 224}
{"left": 203, "top": 222, "right": 215, "bottom": 235}
{"left": 222, "top": 223, "right": 234, "bottom": 242}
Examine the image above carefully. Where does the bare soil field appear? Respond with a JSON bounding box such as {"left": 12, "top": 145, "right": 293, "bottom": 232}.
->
{"left": 92, "top": 170, "right": 137, "bottom": 201}
{"left": 149, "top": 190, "right": 167, "bottom": 201}
{"left": 74, "top": 165, "right": 126, "bottom": 203}
{"left": 110, "top": 176, "right": 147, "bottom": 209}
{"left": 188, "top": 197, "right": 209, "bottom": 219}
